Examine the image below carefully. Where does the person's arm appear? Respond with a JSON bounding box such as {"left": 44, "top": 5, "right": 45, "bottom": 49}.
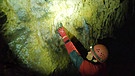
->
{"left": 58, "top": 27, "right": 80, "bottom": 55}
{"left": 71, "top": 36, "right": 88, "bottom": 59}
{"left": 58, "top": 27, "right": 83, "bottom": 69}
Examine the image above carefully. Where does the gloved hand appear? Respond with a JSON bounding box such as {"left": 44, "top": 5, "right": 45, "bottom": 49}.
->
{"left": 57, "top": 23, "right": 70, "bottom": 43}
{"left": 58, "top": 26, "right": 67, "bottom": 38}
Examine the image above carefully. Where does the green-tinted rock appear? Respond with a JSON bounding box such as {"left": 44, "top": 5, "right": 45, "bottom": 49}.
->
{"left": 0, "top": 0, "right": 129, "bottom": 75}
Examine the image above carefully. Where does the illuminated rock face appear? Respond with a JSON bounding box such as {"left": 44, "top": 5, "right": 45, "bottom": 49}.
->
{"left": 0, "top": 0, "right": 128, "bottom": 75}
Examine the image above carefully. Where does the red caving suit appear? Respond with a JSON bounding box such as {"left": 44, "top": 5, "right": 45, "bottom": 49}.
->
{"left": 58, "top": 27, "right": 107, "bottom": 76}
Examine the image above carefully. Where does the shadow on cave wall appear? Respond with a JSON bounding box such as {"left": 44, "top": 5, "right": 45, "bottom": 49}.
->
{"left": 98, "top": 7, "right": 135, "bottom": 76}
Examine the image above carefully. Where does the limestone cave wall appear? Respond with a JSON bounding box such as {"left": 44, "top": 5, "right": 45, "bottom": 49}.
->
{"left": 0, "top": 0, "right": 129, "bottom": 75}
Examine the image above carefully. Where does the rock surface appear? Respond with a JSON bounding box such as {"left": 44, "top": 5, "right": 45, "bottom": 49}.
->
{"left": 0, "top": 0, "right": 129, "bottom": 75}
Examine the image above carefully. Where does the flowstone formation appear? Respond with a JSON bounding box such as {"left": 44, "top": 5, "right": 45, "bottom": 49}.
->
{"left": 0, "top": 0, "right": 128, "bottom": 75}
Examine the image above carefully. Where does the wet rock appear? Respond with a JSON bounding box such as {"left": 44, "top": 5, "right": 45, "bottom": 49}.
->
{"left": 0, "top": 0, "right": 129, "bottom": 75}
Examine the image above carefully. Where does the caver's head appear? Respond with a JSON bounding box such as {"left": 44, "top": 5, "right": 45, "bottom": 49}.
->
{"left": 86, "top": 44, "right": 108, "bottom": 63}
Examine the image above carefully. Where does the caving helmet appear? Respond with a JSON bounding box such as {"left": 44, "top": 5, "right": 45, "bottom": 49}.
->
{"left": 90, "top": 44, "right": 108, "bottom": 63}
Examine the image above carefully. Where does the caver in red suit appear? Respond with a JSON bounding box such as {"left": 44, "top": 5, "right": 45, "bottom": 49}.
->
{"left": 58, "top": 26, "right": 108, "bottom": 76}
